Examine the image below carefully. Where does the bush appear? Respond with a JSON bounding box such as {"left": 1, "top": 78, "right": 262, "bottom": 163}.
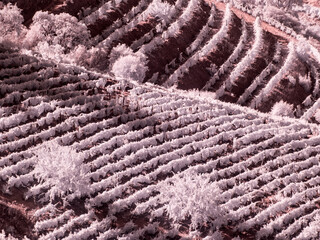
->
{"left": 24, "top": 11, "right": 91, "bottom": 54}
{"left": 30, "top": 141, "right": 90, "bottom": 202}
{"left": 146, "top": 0, "right": 174, "bottom": 24}
{"left": 110, "top": 44, "right": 148, "bottom": 83}
{"left": 270, "top": 100, "right": 294, "bottom": 117}
{"left": 0, "top": 3, "right": 26, "bottom": 46}
{"left": 157, "top": 172, "right": 225, "bottom": 230}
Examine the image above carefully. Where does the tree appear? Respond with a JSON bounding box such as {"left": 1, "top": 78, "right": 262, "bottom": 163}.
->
{"left": 110, "top": 44, "right": 148, "bottom": 83}
{"left": 270, "top": 100, "right": 294, "bottom": 117}
{"left": 157, "top": 172, "right": 226, "bottom": 231}
{"left": 145, "top": 0, "right": 174, "bottom": 25}
{"left": 24, "top": 11, "right": 91, "bottom": 54}
{"left": 0, "top": 3, "right": 26, "bottom": 46}
{"left": 28, "top": 141, "right": 90, "bottom": 203}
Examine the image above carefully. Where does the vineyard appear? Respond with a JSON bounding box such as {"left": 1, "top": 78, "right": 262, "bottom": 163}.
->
{"left": 1, "top": 0, "right": 320, "bottom": 239}
{"left": 4, "top": 0, "right": 319, "bottom": 117}
{"left": 1, "top": 45, "right": 320, "bottom": 239}
{"left": 2, "top": 0, "right": 320, "bottom": 119}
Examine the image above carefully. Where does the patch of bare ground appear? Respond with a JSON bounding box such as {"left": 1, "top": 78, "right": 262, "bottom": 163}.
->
{"left": 221, "top": 31, "right": 278, "bottom": 103}
{"left": 0, "top": 185, "right": 38, "bottom": 239}
{"left": 87, "top": 0, "right": 141, "bottom": 37}
{"left": 144, "top": 0, "right": 211, "bottom": 83}
{"left": 258, "top": 60, "right": 310, "bottom": 113}
{"left": 113, "top": 17, "right": 159, "bottom": 47}
{"left": 6, "top": 0, "right": 55, "bottom": 26}
{"left": 178, "top": 12, "right": 242, "bottom": 90}
{"left": 210, "top": 0, "right": 296, "bottom": 43}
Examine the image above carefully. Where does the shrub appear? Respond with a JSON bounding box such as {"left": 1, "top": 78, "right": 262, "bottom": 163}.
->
{"left": 24, "top": 11, "right": 91, "bottom": 55}
{"left": 157, "top": 172, "right": 225, "bottom": 230}
{"left": 146, "top": 0, "right": 174, "bottom": 24}
{"left": 0, "top": 3, "right": 26, "bottom": 46}
{"left": 109, "top": 44, "right": 135, "bottom": 69}
{"left": 31, "top": 141, "right": 90, "bottom": 202}
{"left": 110, "top": 44, "right": 148, "bottom": 83}
{"left": 270, "top": 100, "right": 294, "bottom": 117}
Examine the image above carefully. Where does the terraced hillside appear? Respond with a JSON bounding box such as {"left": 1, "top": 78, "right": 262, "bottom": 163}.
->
{"left": 2, "top": 46, "right": 320, "bottom": 239}
{"left": 6, "top": 0, "right": 320, "bottom": 121}
{"left": 2, "top": 0, "right": 320, "bottom": 239}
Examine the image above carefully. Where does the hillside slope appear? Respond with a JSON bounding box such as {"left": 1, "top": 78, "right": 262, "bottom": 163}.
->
{"left": 4, "top": 0, "right": 320, "bottom": 122}
{"left": 1, "top": 46, "right": 320, "bottom": 239}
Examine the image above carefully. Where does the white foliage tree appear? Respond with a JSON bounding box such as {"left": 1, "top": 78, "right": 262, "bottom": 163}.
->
{"left": 0, "top": 3, "right": 26, "bottom": 46}
{"left": 109, "top": 44, "right": 135, "bottom": 69}
{"left": 24, "top": 11, "right": 91, "bottom": 59}
{"left": 157, "top": 172, "right": 225, "bottom": 230}
{"left": 111, "top": 44, "right": 148, "bottom": 83}
{"left": 145, "top": 0, "right": 174, "bottom": 24}
{"left": 30, "top": 141, "right": 90, "bottom": 202}
{"left": 270, "top": 100, "right": 294, "bottom": 117}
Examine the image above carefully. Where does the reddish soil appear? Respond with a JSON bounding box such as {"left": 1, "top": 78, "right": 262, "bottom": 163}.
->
{"left": 258, "top": 60, "right": 311, "bottom": 113}
{"left": 210, "top": 0, "right": 296, "bottom": 43}
{"left": 0, "top": 186, "right": 38, "bottom": 239}
{"left": 144, "top": 1, "right": 211, "bottom": 83}
{"left": 49, "top": 0, "right": 101, "bottom": 18}
{"left": 87, "top": 0, "right": 141, "bottom": 37}
{"left": 113, "top": 17, "right": 159, "bottom": 47}
{"left": 178, "top": 12, "right": 242, "bottom": 90}
{"left": 222, "top": 31, "right": 278, "bottom": 102}
{"left": 6, "top": 0, "right": 54, "bottom": 25}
